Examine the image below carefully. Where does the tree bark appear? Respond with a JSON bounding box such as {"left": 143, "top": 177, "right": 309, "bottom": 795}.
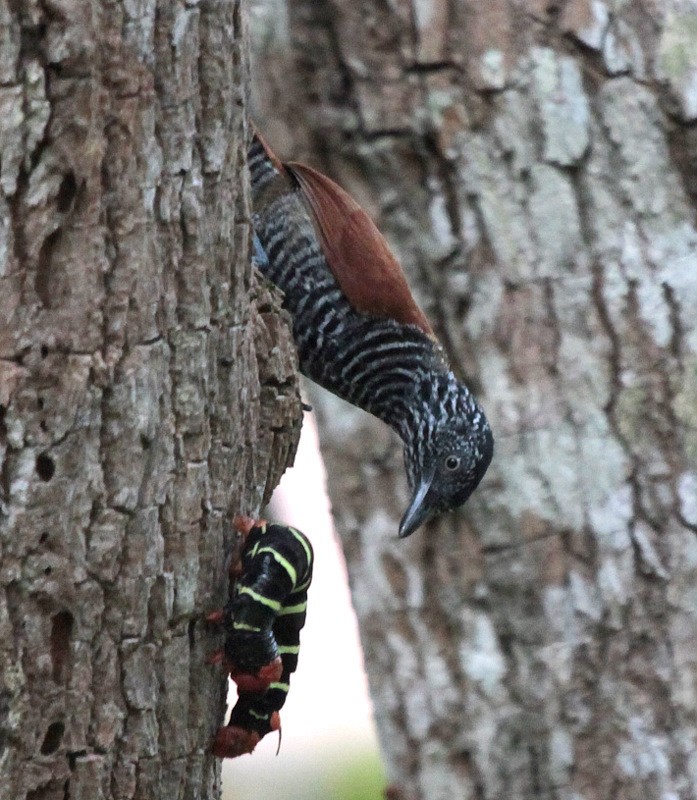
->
{"left": 251, "top": 1, "right": 697, "bottom": 798}
{"left": 0, "top": 2, "right": 300, "bottom": 798}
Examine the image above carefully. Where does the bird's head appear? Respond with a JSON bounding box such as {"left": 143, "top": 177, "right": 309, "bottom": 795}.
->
{"left": 398, "top": 381, "right": 493, "bottom": 538}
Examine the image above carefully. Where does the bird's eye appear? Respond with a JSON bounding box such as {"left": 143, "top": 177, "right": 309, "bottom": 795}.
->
{"left": 444, "top": 455, "right": 460, "bottom": 471}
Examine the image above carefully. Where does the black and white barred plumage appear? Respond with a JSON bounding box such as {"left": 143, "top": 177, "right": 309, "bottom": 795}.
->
{"left": 249, "top": 135, "right": 493, "bottom": 536}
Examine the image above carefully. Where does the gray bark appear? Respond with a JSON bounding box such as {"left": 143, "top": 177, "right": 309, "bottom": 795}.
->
{"left": 0, "top": 2, "right": 300, "bottom": 799}
{"left": 251, "top": 1, "right": 697, "bottom": 798}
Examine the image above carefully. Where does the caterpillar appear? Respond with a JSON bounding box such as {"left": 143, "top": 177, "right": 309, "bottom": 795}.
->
{"left": 210, "top": 517, "right": 314, "bottom": 759}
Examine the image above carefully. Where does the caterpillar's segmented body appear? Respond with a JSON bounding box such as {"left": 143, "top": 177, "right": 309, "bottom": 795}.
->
{"left": 212, "top": 521, "right": 314, "bottom": 758}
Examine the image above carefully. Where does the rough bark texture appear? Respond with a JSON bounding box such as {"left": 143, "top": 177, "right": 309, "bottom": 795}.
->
{"left": 0, "top": 2, "right": 300, "bottom": 799}
{"left": 251, "top": 1, "right": 697, "bottom": 798}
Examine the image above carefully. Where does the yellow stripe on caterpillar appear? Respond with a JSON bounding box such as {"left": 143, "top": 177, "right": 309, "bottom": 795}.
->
{"left": 277, "top": 600, "right": 307, "bottom": 616}
{"left": 256, "top": 546, "right": 297, "bottom": 586}
{"left": 288, "top": 526, "right": 313, "bottom": 570}
{"left": 232, "top": 621, "right": 262, "bottom": 632}
{"left": 238, "top": 585, "right": 282, "bottom": 611}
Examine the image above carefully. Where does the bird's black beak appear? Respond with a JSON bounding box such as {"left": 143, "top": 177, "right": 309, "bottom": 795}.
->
{"left": 398, "top": 472, "right": 435, "bottom": 538}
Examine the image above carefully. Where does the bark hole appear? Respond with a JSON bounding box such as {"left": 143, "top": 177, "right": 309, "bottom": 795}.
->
{"left": 35, "top": 229, "right": 61, "bottom": 308}
{"left": 50, "top": 611, "right": 73, "bottom": 683}
{"left": 36, "top": 452, "right": 55, "bottom": 482}
{"left": 19, "top": 25, "right": 47, "bottom": 66}
{"left": 56, "top": 173, "right": 77, "bottom": 213}
{"left": 38, "top": 396, "right": 47, "bottom": 432}
{"left": 40, "top": 721, "right": 65, "bottom": 755}
{"left": 67, "top": 752, "right": 81, "bottom": 770}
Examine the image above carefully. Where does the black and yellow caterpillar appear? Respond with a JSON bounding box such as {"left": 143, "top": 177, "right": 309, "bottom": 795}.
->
{"left": 211, "top": 519, "right": 314, "bottom": 758}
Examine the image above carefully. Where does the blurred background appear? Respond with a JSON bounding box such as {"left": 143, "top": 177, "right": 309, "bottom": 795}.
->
{"left": 222, "top": 409, "right": 385, "bottom": 800}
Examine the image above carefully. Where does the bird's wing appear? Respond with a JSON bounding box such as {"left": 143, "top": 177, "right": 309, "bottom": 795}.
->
{"left": 285, "top": 161, "right": 435, "bottom": 339}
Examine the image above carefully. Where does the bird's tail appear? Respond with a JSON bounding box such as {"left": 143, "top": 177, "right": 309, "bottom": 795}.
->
{"left": 248, "top": 124, "right": 285, "bottom": 196}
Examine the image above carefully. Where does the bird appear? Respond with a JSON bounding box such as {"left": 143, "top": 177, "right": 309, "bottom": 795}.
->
{"left": 209, "top": 516, "right": 313, "bottom": 759}
{"left": 248, "top": 129, "right": 493, "bottom": 537}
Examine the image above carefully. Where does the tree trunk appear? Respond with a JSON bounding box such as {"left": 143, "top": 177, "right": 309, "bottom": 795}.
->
{"left": 251, "top": 1, "right": 697, "bottom": 798}
{"left": 0, "top": 2, "right": 300, "bottom": 799}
